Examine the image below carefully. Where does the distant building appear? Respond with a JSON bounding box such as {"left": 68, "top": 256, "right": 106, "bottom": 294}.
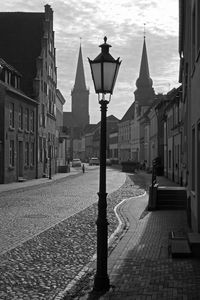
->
{"left": 56, "top": 89, "right": 70, "bottom": 173}
{"left": 84, "top": 116, "right": 119, "bottom": 161}
{"left": 118, "top": 102, "right": 134, "bottom": 162}
{"left": 0, "top": 58, "right": 37, "bottom": 183}
{"left": 119, "top": 36, "right": 155, "bottom": 163}
{"left": 0, "top": 4, "right": 57, "bottom": 179}
{"left": 109, "top": 130, "right": 119, "bottom": 164}
{"left": 63, "top": 44, "right": 90, "bottom": 159}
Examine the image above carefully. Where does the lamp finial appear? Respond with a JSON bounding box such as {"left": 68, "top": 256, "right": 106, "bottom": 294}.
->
{"left": 104, "top": 36, "right": 107, "bottom": 44}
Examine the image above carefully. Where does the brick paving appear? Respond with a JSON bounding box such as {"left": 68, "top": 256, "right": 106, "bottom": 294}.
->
{"left": 65, "top": 173, "right": 200, "bottom": 300}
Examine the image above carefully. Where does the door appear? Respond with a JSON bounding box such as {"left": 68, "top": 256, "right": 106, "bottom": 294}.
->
{"left": 0, "top": 141, "right": 3, "bottom": 183}
{"left": 197, "top": 123, "right": 200, "bottom": 232}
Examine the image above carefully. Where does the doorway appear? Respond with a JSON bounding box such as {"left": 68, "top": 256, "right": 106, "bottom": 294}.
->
{"left": 197, "top": 123, "right": 200, "bottom": 232}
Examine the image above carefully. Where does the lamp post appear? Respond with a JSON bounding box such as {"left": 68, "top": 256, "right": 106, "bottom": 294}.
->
{"left": 88, "top": 37, "right": 121, "bottom": 292}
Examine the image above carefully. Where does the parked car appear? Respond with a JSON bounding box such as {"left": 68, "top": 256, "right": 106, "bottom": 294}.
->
{"left": 72, "top": 158, "right": 81, "bottom": 167}
{"left": 89, "top": 157, "right": 100, "bottom": 165}
{"left": 106, "top": 159, "right": 112, "bottom": 166}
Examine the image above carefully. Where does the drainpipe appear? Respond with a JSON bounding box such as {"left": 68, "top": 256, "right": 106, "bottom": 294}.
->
{"left": 35, "top": 102, "right": 39, "bottom": 179}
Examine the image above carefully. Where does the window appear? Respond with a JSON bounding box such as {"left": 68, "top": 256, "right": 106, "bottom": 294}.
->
{"left": 192, "top": 6, "right": 196, "bottom": 66}
{"left": 5, "top": 70, "right": 8, "bottom": 84}
{"left": 9, "top": 102, "right": 14, "bottom": 128}
{"left": 30, "top": 111, "right": 34, "bottom": 132}
{"left": 192, "top": 128, "right": 195, "bottom": 191}
{"left": 169, "top": 150, "right": 171, "bottom": 169}
{"left": 25, "top": 142, "right": 29, "bottom": 166}
{"left": 30, "top": 142, "right": 34, "bottom": 166}
{"left": 44, "top": 82, "right": 47, "bottom": 95}
{"left": 197, "top": 2, "right": 200, "bottom": 52}
{"left": 9, "top": 140, "right": 14, "bottom": 167}
{"left": 49, "top": 89, "right": 52, "bottom": 113}
{"left": 42, "top": 104, "right": 45, "bottom": 127}
{"left": 25, "top": 108, "right": 29, "bottom": 131}
{"left": 39, "top": 137, "right": 43, "bottom": 162}
{"left": 18, "top": 106, "right": 23, "bottom": 130}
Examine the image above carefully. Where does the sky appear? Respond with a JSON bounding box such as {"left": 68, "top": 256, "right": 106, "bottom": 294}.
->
{"left": 1, "top": 0, "right": 180, "bottom": 124}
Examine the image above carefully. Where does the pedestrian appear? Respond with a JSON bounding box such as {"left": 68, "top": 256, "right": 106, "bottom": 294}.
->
{"left": 82, "top": 164, "right": 85, "bottom": 173}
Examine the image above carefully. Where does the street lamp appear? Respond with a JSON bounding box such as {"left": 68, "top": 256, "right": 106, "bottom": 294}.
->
{"left": 88, "top": 37, "right": 121, "bottom": 292}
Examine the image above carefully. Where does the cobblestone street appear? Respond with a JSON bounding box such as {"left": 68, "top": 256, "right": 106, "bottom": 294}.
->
{"left": 0, "top": 168, "right": 144, "bottom": 299}
{"left": 0, "top": 167, "right": 125, "bottom": 254}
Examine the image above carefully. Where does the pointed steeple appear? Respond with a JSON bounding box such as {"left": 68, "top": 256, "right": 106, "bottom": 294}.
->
{"left": 73, "top": 44, "right": 87, "bottom": 90}
{"left": 71, "top": 43, "right": 90, "bottom": 128}
{"left": 136, "top": 37, "right": 153, "bottom": 89}
{"left": 134, "top": 36, "right": 154, "bottom": 106}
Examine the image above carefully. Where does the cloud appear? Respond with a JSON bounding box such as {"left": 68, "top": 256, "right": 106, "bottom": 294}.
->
{"left": 0, "top": 0, "right": 179, "bottom": 123}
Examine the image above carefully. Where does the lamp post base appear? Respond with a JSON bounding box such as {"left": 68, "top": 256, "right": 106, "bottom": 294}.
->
{"left": 93, "top": 274, "right": 110, "bottom": 292}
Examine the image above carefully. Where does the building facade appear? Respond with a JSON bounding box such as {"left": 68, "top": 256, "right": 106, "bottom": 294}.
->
{"left": 0, "top": 59, "right": 37, "bottom": 183}
{"left": 179, "top": 0, "right": 200, "bottom": 232}
{"left": 0, "top": 5, "right": 57, "bottom": 179}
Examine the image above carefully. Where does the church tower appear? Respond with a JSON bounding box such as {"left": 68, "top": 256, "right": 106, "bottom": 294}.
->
{"left": 71, "top": 44, "right": 90, "bottom": 128}
{"left": 134, "top": 36, "right": 155, "bottom": 106}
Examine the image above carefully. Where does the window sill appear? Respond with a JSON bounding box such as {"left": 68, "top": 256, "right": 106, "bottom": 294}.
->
{"left": 9, "top": 126, "right": 15, "bottom": 131}
{"left": 18, "top": 129, "right": 23, "bottom": 133}
{"left": 8, "top": 166, "right": 14, "bottom": 170}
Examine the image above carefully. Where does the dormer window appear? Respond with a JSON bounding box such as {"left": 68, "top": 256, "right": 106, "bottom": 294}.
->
{"left": 5, "top": 70, "right": 8, "bottom": 84}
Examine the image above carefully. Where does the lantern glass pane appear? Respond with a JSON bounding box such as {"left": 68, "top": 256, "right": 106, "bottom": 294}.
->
{"left": 103, "top": 62, "right": 116, "bottom": 92}
{"left": 111, "top": 63, "right": 120, "bottom": 92}
{"left": 91, "top": 63, "right": 102, "bottom": 91}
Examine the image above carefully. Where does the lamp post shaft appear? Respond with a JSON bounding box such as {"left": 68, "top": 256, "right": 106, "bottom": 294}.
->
{"left": 93, "top": 99, "right": 110, "bottom": 292}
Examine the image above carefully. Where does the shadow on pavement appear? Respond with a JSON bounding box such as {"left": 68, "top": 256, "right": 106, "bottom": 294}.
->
{"left": 100, "top": 208, "right": 200, "bottom": 299}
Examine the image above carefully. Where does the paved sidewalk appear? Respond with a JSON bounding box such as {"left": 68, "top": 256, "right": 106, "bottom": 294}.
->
{"left": 0, "top": 168, "right": 79, "bottom": 194}
{"left": 73, "top": 173, "right": 200, "bottom": 300}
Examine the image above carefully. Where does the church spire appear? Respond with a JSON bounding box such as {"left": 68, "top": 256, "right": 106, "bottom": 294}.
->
{"left": 73, "top": 44, "right": 87, "bottom": 90}
{"left": 71, "top": 42, "right": 90, "bottom": 128}
{"left": 134, "top": 35, "right": 154, "bottom": 106}
{"left": 136, "top": 36, "right": 153, "bottom": 89}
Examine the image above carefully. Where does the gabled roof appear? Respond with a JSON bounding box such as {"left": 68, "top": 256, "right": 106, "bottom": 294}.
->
{"left": 120, "top": 102, "right": 135, "bottom": 123}
{"left": 107, "top": 115, "right": 119, "bottom": 122}
{"left": 95, "top": 114, "right": 119, "bottom": 127}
